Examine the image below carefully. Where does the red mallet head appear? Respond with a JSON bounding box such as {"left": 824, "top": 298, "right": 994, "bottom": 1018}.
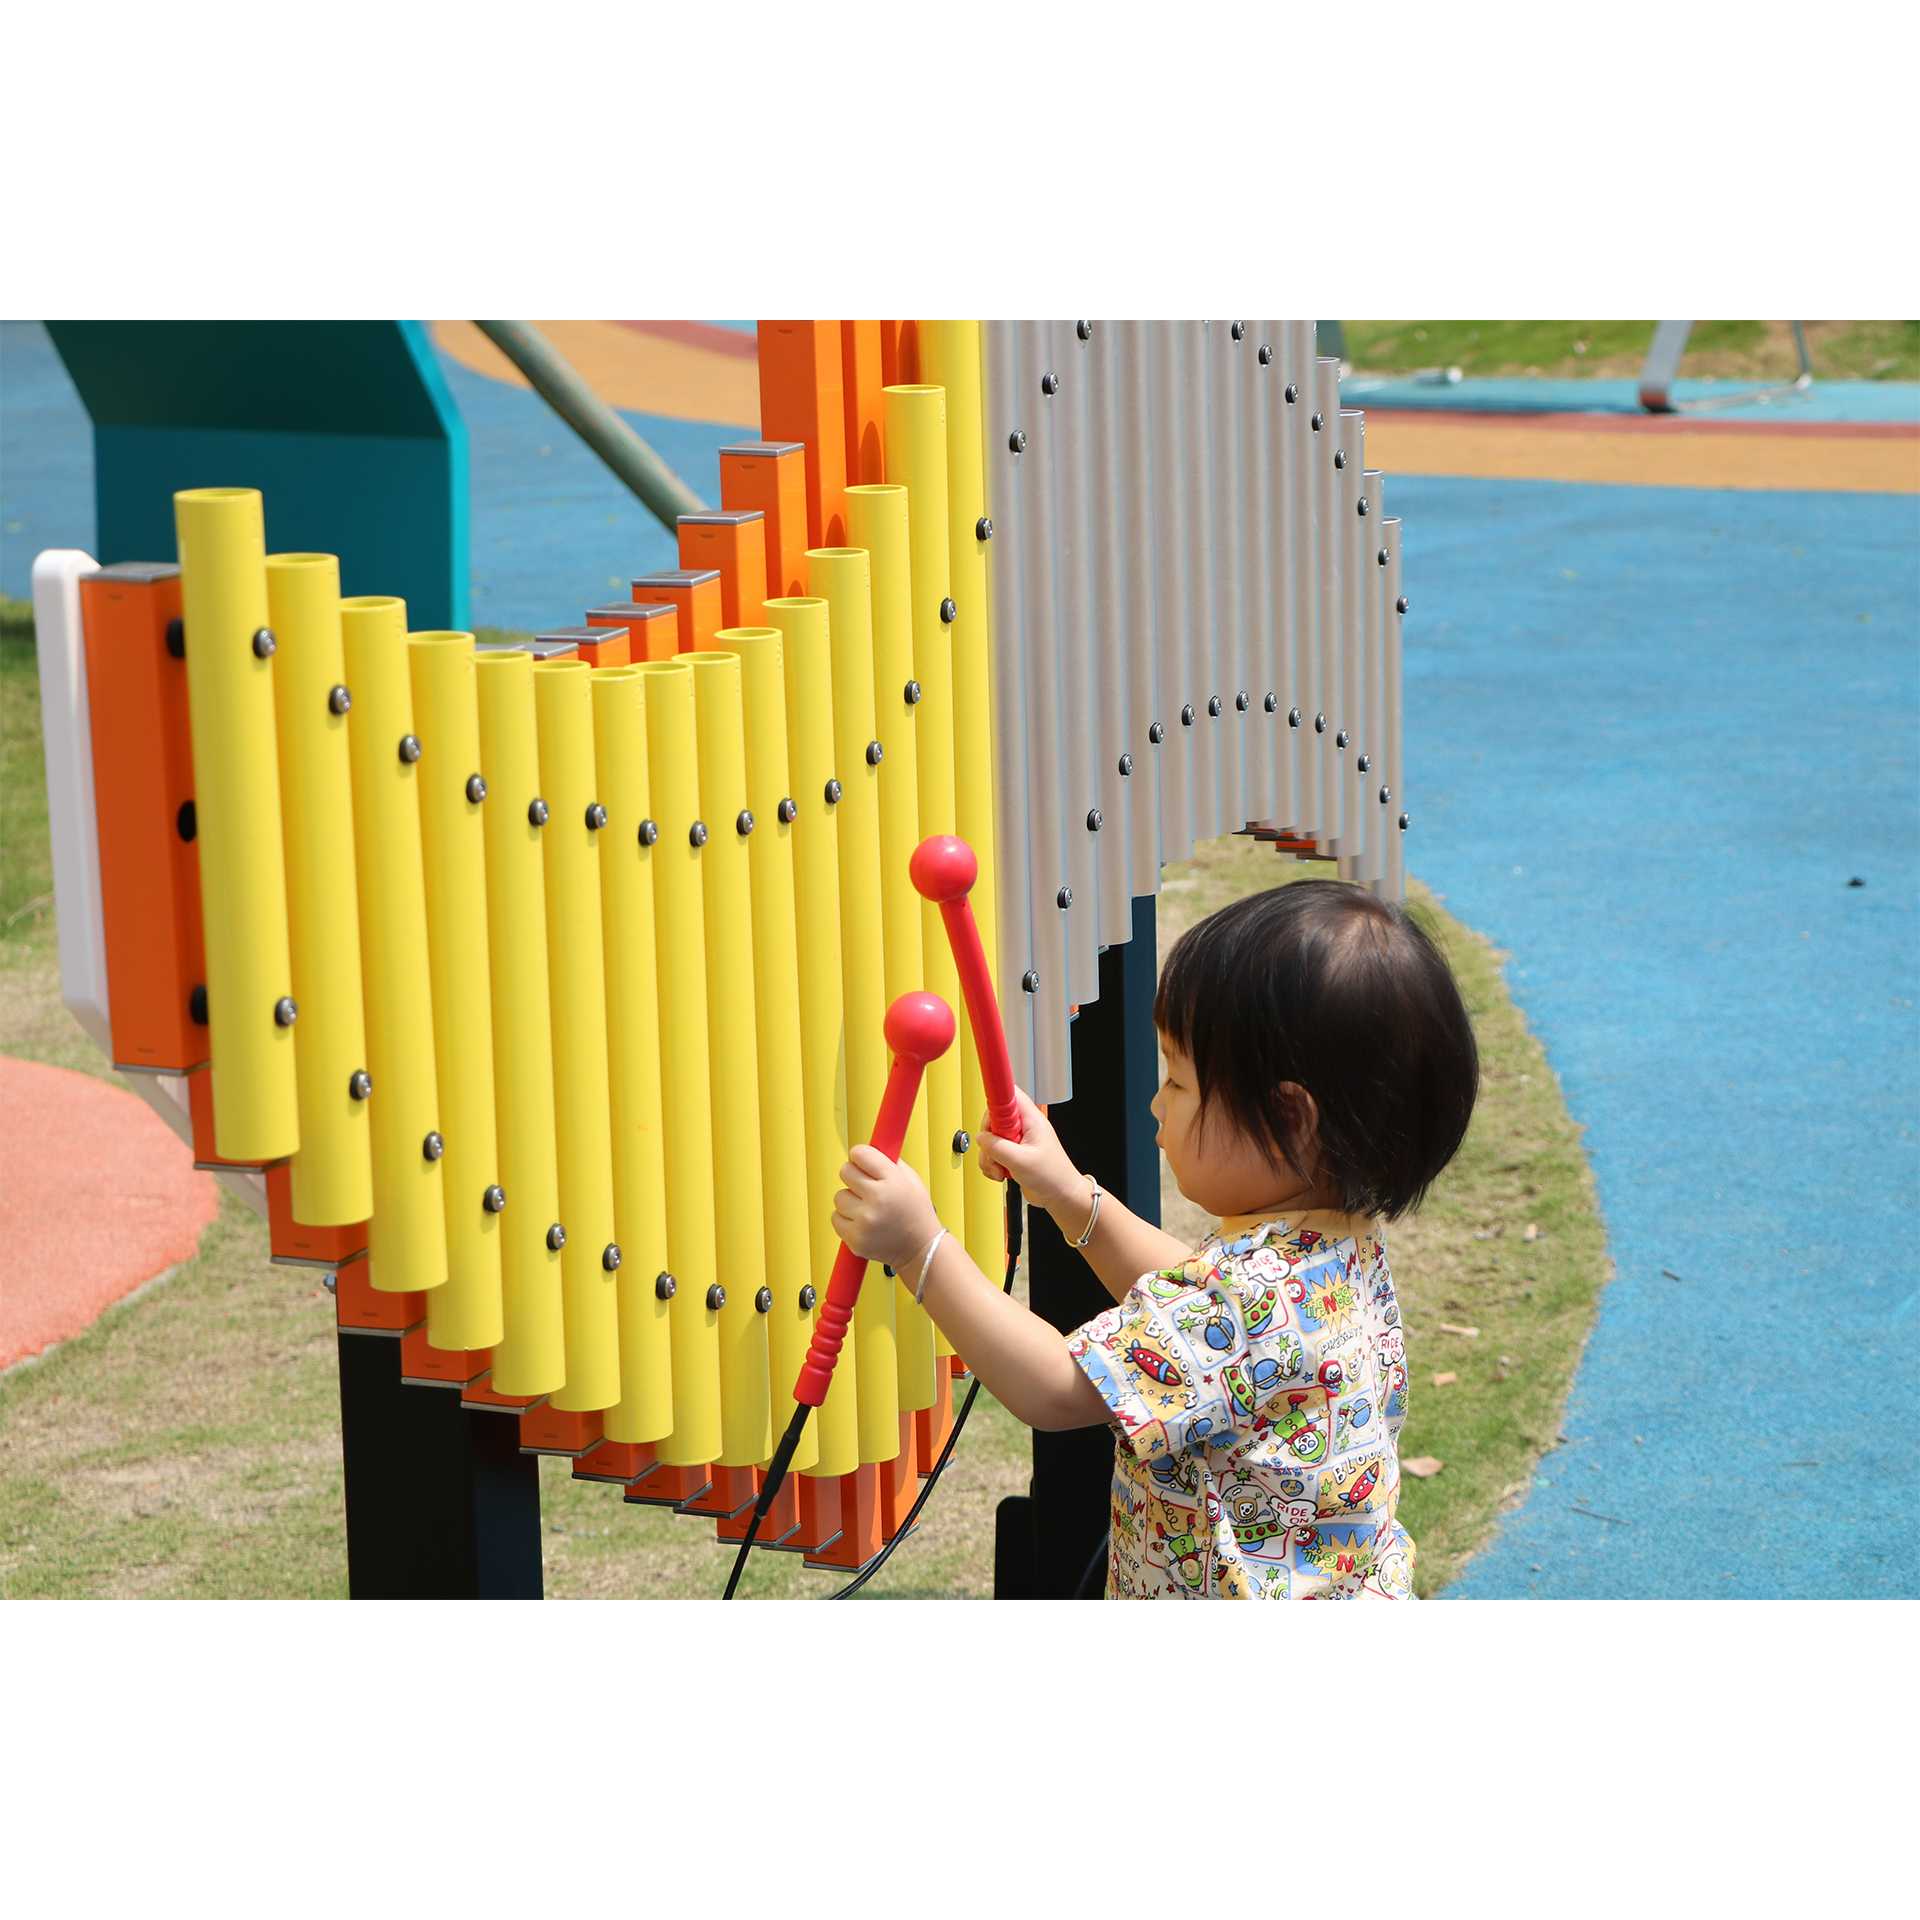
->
{"left": 909, "top": 834, "right": 977, "bottom": 904}
{"left": 884, "top": 991, "right": 957, "bottom": 1064}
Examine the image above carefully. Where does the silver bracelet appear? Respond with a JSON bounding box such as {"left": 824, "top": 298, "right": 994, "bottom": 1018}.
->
{"left": 912, "top": 1226, "right": 950, "bottom": 1306}
{"left": 1070, "top": 1177, "right": 1102, "bottom": 1250}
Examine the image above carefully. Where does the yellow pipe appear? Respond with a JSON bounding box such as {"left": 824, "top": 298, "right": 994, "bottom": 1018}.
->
{"left": 172, "top": 487, "right": 298, "bottom": 1161}
{"left": 795, "top": 559, "right": 888, "bottom": 1472}
{"left": 634, "top": 662, "right": 721, "bottom": 1466}
{"left": 407, "top": 633, "right": 505, "bottom": 1350}
{"left": 714, "top": 626, "right": 819, "bottom": 1476}
{"left": 263, "top": 553, "right": 372, "bottom": 1226}
{"left": 533, "top": 659, "right": 622, "bottom": 1412}
{"left": 917, "top": 323, "right": 1004, "bottom": 1294}
{"left": 685, "top": 650, "right": 771, "bottom": 1467}
{"left": 473, "top": 649, "right": 565, "bottom": 1393}
{"left": 845, "top": 484, "right": 935, "bottom": 1419}
{"left": 590, "top": 667, "right": 674, "bottom": 1444}
{"left": 339, "top": 596, "right": 447, "bottom": 1294}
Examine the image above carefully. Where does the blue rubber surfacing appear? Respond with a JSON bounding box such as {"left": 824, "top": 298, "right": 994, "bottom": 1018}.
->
{"left": 5, "top": 323, "right": 1917, "bottom": 1596}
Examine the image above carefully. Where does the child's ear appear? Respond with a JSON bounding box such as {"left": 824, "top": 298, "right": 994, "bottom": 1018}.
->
{"left": 1274, "top": 1081, "right": 1321, "bottom": 1170}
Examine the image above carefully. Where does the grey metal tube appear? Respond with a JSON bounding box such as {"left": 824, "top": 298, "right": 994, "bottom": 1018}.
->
{"left": 474, "top": 320, "right": 707, "bottom": 529}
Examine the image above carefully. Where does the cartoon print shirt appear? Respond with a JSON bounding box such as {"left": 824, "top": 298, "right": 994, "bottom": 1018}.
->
{"left": 1066, "top": 1210, "right": 1415, "bottom": 1599}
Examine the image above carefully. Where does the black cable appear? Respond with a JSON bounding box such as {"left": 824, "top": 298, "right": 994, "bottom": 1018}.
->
{"left": 721, "top": 1398, "right": 812, "bottom": 1600}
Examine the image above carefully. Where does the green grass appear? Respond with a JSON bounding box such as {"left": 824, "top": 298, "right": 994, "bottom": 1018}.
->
{"left": 1344, "top": 319, "right": 1920, "bottom": 383}
{"left": 0, "top": 592, "right": 1612, "bottom": 1597}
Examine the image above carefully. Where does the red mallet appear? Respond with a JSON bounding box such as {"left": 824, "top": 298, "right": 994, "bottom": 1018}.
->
{"left": 791, "top": 991, "right": 956, "bottom": 1408}
{"left": 908, "top": 835, "right": 1023, "bottom": 1146}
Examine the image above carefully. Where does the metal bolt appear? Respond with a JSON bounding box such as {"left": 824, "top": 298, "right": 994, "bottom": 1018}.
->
{"left": 799, "top": 1284, "right": 818, "bottom": 1311}
{"left": 705, "top": 1283, "right": 726, "bottom": 1311}
{"left": 1358, "top": 497, "right": 1370, "bottom": 516}
{"left": 689, "top": 820, "right": 708, "bottom": 847}
{"left": 1087, "top": 808, "right": 1103, "bottom": 832}
{"left": 1396, "top": 595, "right": 1409, "bottom": 615}
{"left": 586, "top": 802, "right": 608, "bottom": 831}
{"left": 1022, "top": 970, "right": 1040, "bottom": 994}
{"left": 1289, "top": 707, "right": 1303, "bottom": 728}
{"left": 177, "top": 800, "right": 196, "bottom": 842}
{"left": 1334, "top": 450, "right": 1347, "bottom": 470}
{"left": 1009, "top": 429, "right": 1027, "bottom": 454}
{"left": 1378, "top": 548, "right": 1389, "bottom": 567}
{"left": 1148, "top": 721, "right": 1165, "bottom": 745}
{"left": 1181, "top": 704, "right": 1195, "bottom": 726}
{"left": 1314, "top": 713, "right": 1327, "bottom": 734}
{"left": 1265, "top": 693, "right": 1279, "bottom": 713}
{"left": 638, "top": 818, "right": 659, "bottom": 846}
{"left": 1258, "top": 344, "right": 1273, "bottom": 366}
{"left": 1076, "top": 320, "right": 1093, "bottom": 341}
{"left": 483, "top": 1184, "right": 507, "bottom": 1214}
{"left": 952, "top": 1129, "right": 971, "bottom": 1155}
{"left": 251, "top": 627, "right": 276, "bottom": 660}
{"left": 466, "top": 773, "right": 488, "bottom": 804}
{"left": 755, "top": 1286, "right": 772, "bottom": 1314}
{"left": 165, "top": 618, "right": 185, "bottom": 659}
{"left": 940, "top": 597, "right": 958, "bottom": 624}
{"left": 322, "top": 1272, "right": 336, "bottom": 1294}
{"left": 1380, "top": 786, "right": 1392, "bottom": 805}
{"left": 547, "top": 1223, "right": 567, "bottom": 1251}
{"left": 1358, "top": 754, "right": 1372, "bottom": 772}
{"left": 527, "top": 796, "right": 549, "bottom": 826}
{"left": 778, "top": 796, "right": 797, "bottom": 824}
{"left": 602, "top": 1244, "right": 621, "bottom": 1272}
{"left": 1118, "top": 752, "right": 1134, "bottom": 776}
{"left": 736, "top": 808, "right": 755, "bottom": 836}
{"left": 422, "top": 1131, "right": 444, "bottom": 1161}
{"left": 1399, "top": 811, "right": 1410, "bottom": 829}
{"left": 1311, "top": 412, "right": 1323, "bottom": 430}
{"left": 349, "top": 1069, "right": 372, "bottom": 1101}
{"left": 1057, "top": 886, "right": 1073, "bottom": 909}
{"left": 274, "top": 996, "right": 298, "bottom": 1027}
{"left": 1208, "top": 694, "right": 1223, "bottom": 718}
{"left": 976, "top": 516, "right": 994, "bottom": 542}
{"left": 328, "top": 684, "right": 352, "bottom": 716}
{"left": 189, "top": 984, "right": 209, "bottom": 1026}
{"left": 866, "top": 740, "right": 884, "bottom": 766}
{"left": 904, "top": 679, "right": 922, "bottom": 705}
{"left": 398, "top": 734, "right": 422, "bottom": 765}
{"left": 824, "top": 778, "right": 843, "bottom": 804}
{"left": 1285, "top": 384, "right": 1299, "bottom": 404}
{"left": 655, "top": 1271, "right": 677, "bottom": 1301}
{"left": 1235, "top": 691, "right": 1250, "bottom": 712}
{"left": 1041, "top": 371, "right": 1059, "bottom": 396}
{"left": 1337, "top": 729, "right": 1350, "bottom": 749}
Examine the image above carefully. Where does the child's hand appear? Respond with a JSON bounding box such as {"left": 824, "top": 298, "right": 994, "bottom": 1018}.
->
{"left": 832, "top": 1146, "right": 941, "bottom": 1271}
{"left": 976, "top": 1088, "right": 1084, "bottom": 1214}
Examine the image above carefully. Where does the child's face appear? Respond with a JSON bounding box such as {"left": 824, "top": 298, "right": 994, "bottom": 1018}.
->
{"left": 1151, "top": 1034, "right": 1308, "bottom": 1219}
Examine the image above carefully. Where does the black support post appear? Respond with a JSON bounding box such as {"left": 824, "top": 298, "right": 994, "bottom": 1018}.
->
{"left": 335, "top": 1330, "right": 544, "bottom": 1599}
{"left": 995, "top": 892, "right": 1160, "bottom": 1599}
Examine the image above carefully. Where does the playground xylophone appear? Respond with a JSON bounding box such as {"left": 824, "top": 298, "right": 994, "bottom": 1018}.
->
{"left": 31, "top": 319, "right": 1410, "bottom": 1578}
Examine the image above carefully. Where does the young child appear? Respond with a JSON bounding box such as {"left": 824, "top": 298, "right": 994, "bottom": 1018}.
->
{"left": 831, "top": 878, "right": 1480, "bottom": 1599}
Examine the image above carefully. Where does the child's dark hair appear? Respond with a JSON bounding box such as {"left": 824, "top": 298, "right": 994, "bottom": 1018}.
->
{"left": 1152, "top": 880, "right": 1478, "bottom": 1220}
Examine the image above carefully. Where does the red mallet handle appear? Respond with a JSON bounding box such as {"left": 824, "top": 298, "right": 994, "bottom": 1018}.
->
{"left": 909, "top": 835, "right": 1023, "bottom": 1146}
{"left": 793, "top": 992, "right": 956, "bottom": 1409}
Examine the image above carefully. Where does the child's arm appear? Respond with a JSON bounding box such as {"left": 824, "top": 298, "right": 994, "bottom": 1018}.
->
{"left": 977, "top": 1087, "right": 1192, "bottom": 1302}
{"left": 832, "top": 1145, "right": 1112, "bottom": 1432}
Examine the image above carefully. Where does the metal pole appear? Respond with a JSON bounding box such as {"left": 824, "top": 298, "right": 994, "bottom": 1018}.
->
{"left": 474, "top": 320, "right": 707, "bottom": 529}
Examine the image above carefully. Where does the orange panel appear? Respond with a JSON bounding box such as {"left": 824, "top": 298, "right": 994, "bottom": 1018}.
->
{"left": 718, "top": 441, "right": 809, "bottom": 599}
{"left": 841, "top": 321, "right": 886, "bottom": 487}
{"left": 679, "top": 1463, "right": 757, "bottom": 1519}
{"left": 187, "top": 1064, "right": 266, "bottom": 1169}
{"left": 266, "top": 1160, "right": 368, "bottom": 1267}
{"left": 912, "top": 1360, "right": 955, "bottom": 1475}
{"left": 794, "top": 1473, "right": 842, "bottom": 1555}
{"left": 400, "top": 1323, "right": 490, "bottom": 1385}
{"left": 715, "top": 1470, "right": 801, "bottom": 1547}
{"left": 949, "top": 1352, "right": 970, "bottom": 1379}
{"left": 573, "top": 1439, "right": 656, "bottom": 1484}
{"left": 878, "top": 1412, "right": 918, "bottom": 1536}
{"left": 461, "top": 1369, "right": 538, "bottom": 1412}
{"left": 757, "top": 321, "right": 848, "bottom": 547}
{"left": 519, "top": 1403, "right": 605, "bottom": 1456}
{"left": 677, "top": 512, "right": 769, "bottom": 631}
{"left": 79, "top": 564, "right": 208, "bottom": 1073}
{"left": 609, "top": 601, "right": 678, "bottom": 662}
{"left": 806, "top": 1464, "right": 885, "bottom": 1573}
{"left": 624, "top": 1461, "right": 713, "bottom": 1508}
{"left": 630, "top": 570, "right": 722, "bottom": 654}
{"left": 335, "top": 1257, "right": 422, "bottom": 1333}
{"left": 878, "top": 320, "right": 920, "bottom": 387}
{"left": 552, "top": 621, "right": 628, "bottom": 669}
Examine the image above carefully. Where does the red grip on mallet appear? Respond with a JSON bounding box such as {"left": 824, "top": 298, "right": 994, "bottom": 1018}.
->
{"left": 792, "top": 992, "right": 956, "bottom": 1409}
{"left": 909, "top": 835, "right": 1023, "bottom": 1148}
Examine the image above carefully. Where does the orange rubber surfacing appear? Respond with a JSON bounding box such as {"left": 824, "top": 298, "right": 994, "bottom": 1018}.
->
{"left": 0, "top": 1055, "right": 220, "bottom": 1372}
